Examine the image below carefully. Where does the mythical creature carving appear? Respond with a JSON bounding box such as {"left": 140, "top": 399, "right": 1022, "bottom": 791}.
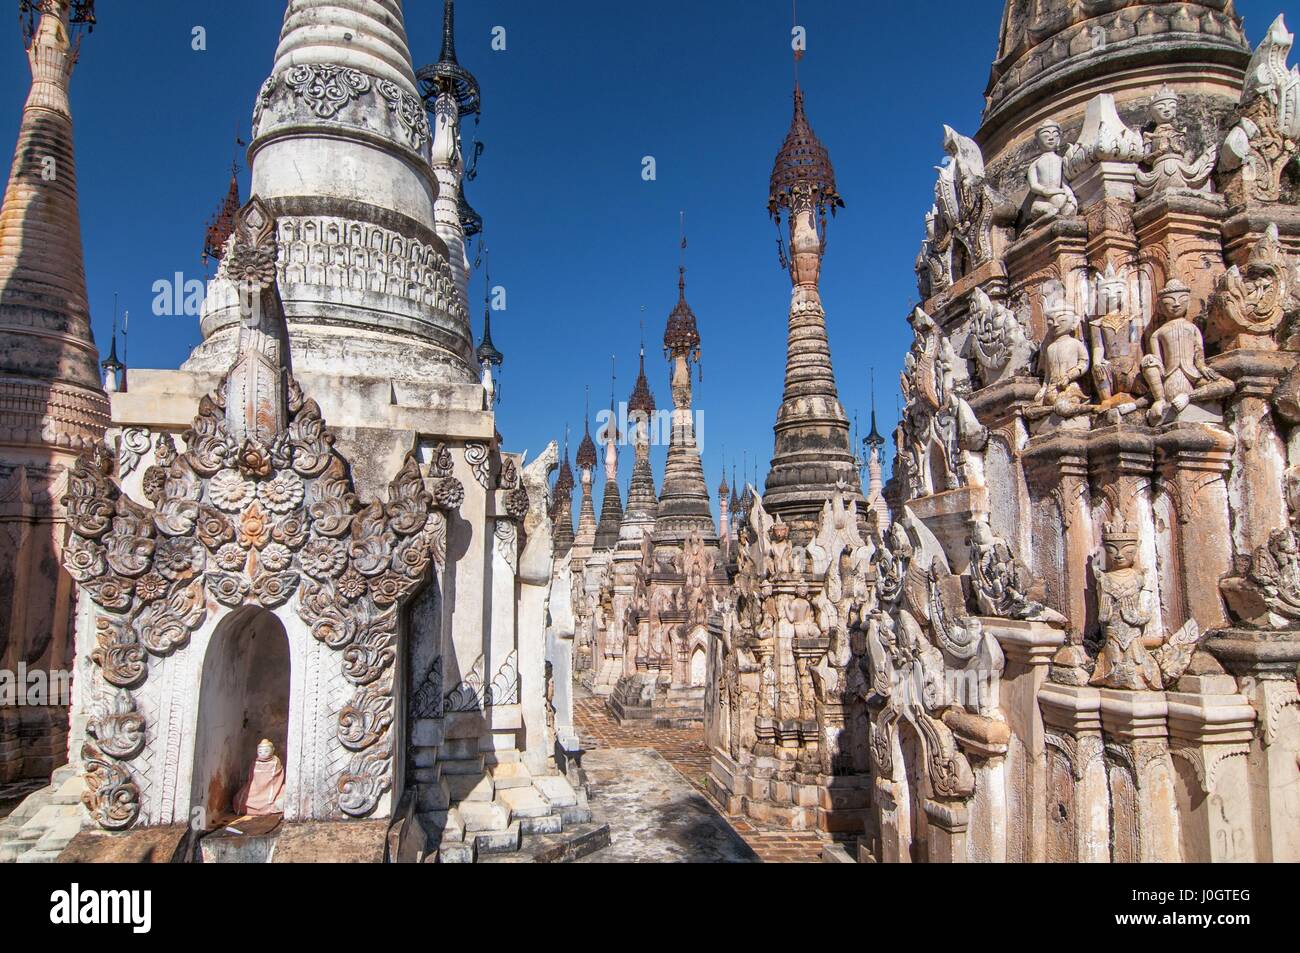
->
{"left": 1207, "top": 224, "right": 1296, "bottom": 352}
{"left": 964, "top": 288, "right": 1036, "bottom": 387}
{"left": 969, "top": 517, "right": 1066, "bottom": 623}
{"left": 1217, "top": 15, "right": 1300, "bottom": 206}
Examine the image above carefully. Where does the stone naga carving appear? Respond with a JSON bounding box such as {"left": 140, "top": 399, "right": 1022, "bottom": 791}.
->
{"left": 1217, "top": 14, "right": 1300, "bottom": 206}
{"left": 1027, "top": 119, "right": 1079, "bottom": 222}
{"left": 1207, "top": 223, "right": 1296, "bottom": 352}
{"left": 921, "top": 126, "right": 1016, "bottom": 291}
{"left": 1145, "top": 279, "right": 1234, "bottom": 424}
{"left": 1135, "top": 86, "right": 1216, "bottom": 199}
{"left": 1090, "top": 520, "right": 1205, "bottom": 690}
{"left": 964, "top": 287, "right": 1036, "bottom": 387}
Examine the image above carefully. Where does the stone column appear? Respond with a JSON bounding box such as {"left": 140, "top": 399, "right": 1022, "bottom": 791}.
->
{"left": 1208, "top": 628, "right": 1300, "bottom": 862}
{"left": 1165, "top": 672, "right": 1257, "bottom": 862}
{"left": 1039, "top": 682, "right": 1109, "bottom": 862}
{"left": 1023, "top": 436, "right": 1092, "bottom": 644}
{"left": 1154, "top": 424, "right": 1235, "bottom": 632}
{"left": 1099, "top": 689, "right": 1181, "bottom": 862}
{"left": 987, "top": 618, "right": 1066, "bottom": 862}
{"left": 923, "top": 798, "right": 970, "bottom": 863}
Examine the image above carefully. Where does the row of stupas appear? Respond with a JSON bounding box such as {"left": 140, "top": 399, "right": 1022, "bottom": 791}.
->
{"left": 0, "top": 0, "right": 595, "bottom": 864}
{"left": 550, "top": 264, "right": 731, "bottom": 726}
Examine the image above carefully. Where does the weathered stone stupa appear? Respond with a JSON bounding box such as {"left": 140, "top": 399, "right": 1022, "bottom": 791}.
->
{"left": 0, "top": 0, "right": 108, "bottom": 786}
{"left": 2, "top": 0, "right": 594, "bottom": 865}
{"left": 864, "top": 0, "right": 1300, "bottom": 862}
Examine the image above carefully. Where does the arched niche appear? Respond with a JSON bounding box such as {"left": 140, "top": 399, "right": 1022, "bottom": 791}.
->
{"left": 190, "top": 606, "right": 291, "bottom": 822}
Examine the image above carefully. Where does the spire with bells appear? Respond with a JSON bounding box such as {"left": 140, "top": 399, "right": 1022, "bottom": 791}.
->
{"left": 594, "top": 355, "right": 624, "bottom": 551}
{"left": 654, "top": 222, "right": 717, "bottom": 545}
{"left": 419, "top": 0, "right": 481, "bottom": 310}
{"left": 476, "top": 246, "right": 503, "bottom": 404}
{"left": 573, "top": 391, "right": 599, "bottom": 555}
{"left": 1, "top": 0, "right": 108, "bottom": 437}
{"left": 762, "top": 75, "right": 863, "bottom": 541}
{"left": 101, "top": 294, "right": 124, "bottom": 393}
{"left": 202, "top": 162, "right": 241, "bottom": 269}
{"left": 552, "top": 424, "right": 576, "bottom": 556}
{"left": 615, "top": 333, "right": 659, "bottom": 555}
{"left": 864, "top": 372, "right": 890, "bottom": 531}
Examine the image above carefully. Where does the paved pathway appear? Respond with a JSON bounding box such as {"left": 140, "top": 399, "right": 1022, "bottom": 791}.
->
{"left": 574, "top": 691, "right": 831, "bottom": 863}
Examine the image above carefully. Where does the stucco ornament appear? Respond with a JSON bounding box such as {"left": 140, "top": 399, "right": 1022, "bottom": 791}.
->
{"left": 61, "top": 199, "right": 458, "bottom": 829}
{"left": 1207, "top": 224, "right": 1295, "bottom": 352}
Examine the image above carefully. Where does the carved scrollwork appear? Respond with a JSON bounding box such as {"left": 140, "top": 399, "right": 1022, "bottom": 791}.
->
{"left": 81, "top": 741, "right": 141, "bottom": 830}
{"left": 465, "top": 442, "right": 492, "bottom": 489}
{"left": 338, "top": 679, "right": 395, "bottom": 752}
{"left": 118, "top": 428, "right": 151, "bottom": 478}
{"left": 86, "top": 689, "right": 145, "bottom": 760}
{"left": 283, "top": 63, "right": 373, "bottom": 119}
{"left": 337, "top": 744, "right": 392, "bottom": 818}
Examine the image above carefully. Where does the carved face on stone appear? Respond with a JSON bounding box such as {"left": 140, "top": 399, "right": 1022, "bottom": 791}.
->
{"left": 257, "top": 739, "right": 276, "bottom": 761}
{"left": 1036, "top": 122, "right": 1062, "bottom": 152}
{"left": 1047, "top": 306, "right": 1081, "bottom": 338}
{"left": 1102, "top": 535, "right": 1138, "bottom": 571}
{"left": 1150, "top": 93, "right": 1178, "bottom": 124}
{"left": 1158, "top": 282, "right": 1191, "bottom": 322}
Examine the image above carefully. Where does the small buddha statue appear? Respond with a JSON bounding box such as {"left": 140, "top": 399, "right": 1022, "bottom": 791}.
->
{"left": 1027, "top": 302, "right": 1092, "bottom": 426}
{"left": 1027, "top": 120, "right": 1079, "bottom": 223}
{"left": 1145, "top": 279, "right": 1234, "bottom": 424}
{"left": 232, "top": 738, "right": 286, "bottom": 817}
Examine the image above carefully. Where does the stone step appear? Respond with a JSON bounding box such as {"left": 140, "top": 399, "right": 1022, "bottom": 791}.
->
{"left": 477, "top": 822, "right": 612, "bottom": 864}
{"left": 443, "top": 807, "right": 465, "bottom": 842}
{"left": 446, "top": 773, "right": 494, "bottom": 802}
{"left": 48, "top": 774, "right": 83, "bottom": 807}
{"left": 457, "top": 800, "right": 511, "bottom": 833}
{"left": 473, "top": 821, "right": 521, "bottom": 855}
{"left": 532, "top": 775, "right": 578, "bottom": 808}
{"left": 437, "top": 829, "right": 475, "bottom": 864}
{"left": 439, "top": 755, "right": 485, "bottom": 776}
{"left": 416, "top": 778, "right": 450, "bottom": 812}
{"left": 488, "top": 762, "right": 532, "bottom": 790}
{"left": 497, "top": 786, "right": 550, "bottom": 819}
{"left": 519, "top": 813, "right": 563, "bottom": 835}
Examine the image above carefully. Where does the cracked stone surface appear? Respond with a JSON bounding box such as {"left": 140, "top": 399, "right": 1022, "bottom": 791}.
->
{"left": 577, "top": 747, "right": 758, "bottom": 863}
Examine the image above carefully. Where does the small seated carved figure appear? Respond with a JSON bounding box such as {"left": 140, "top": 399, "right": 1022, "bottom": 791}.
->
{"left": 1027, "top": 302, "right": 1093, "bottom": 425}
{"left": 1135, "top": 85, "right": 1216, "bottom": 198}
{"left": 1145, "top": 279, "right": 1234, "bottom": 424}
{"left": 1027, "top": 120, "right": 1079, "bottom": 223}
{"left": 232, "top": 738, "right": 286, "bottom": 817}
{"left": 1088, "top": 266, "right": 1162, "bottom": 420}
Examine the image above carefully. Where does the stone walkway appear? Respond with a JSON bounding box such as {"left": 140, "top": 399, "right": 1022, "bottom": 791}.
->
{"left": 574, "top": 692, "right": 832, "bottom": 863}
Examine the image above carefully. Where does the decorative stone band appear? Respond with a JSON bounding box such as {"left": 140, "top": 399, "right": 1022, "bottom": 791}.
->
{"left": 0, "top": 379, "right": 109, "bottom": 451}
{"left": 252, "top": 64, "right": 431, "bottom": 153}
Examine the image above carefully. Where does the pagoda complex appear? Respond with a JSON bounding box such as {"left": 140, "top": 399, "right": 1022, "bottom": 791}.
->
{"left": 0, "top": 0, "right": 593, "bottom": 864}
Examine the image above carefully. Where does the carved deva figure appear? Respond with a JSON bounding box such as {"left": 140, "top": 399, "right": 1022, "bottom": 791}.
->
{"left": 1090, "top": 521, "right": 1162, "bottom": 691}
{"left": 1027, "top": 299, "right": 1092, "bottom": 426}
{"left": 1027, "top": 119, "right": 1079, "bottom": 222}
{"left": 1145, "top": 279, "right": 1234, "bottom": 424}
{"left": 1136, "top": 85, "right": 1216, "bottom": 198}
{"left": 1087, "top": 265, "right": 1162, "bottom": 420}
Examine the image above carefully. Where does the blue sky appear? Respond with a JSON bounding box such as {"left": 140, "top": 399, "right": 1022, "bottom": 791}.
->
{"left": 1, "top": 0, "right": 1286, "bottom": 507}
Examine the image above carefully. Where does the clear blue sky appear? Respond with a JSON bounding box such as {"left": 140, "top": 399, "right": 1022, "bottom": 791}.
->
{"left": 1, "top": 0, "right": 1285, "bottom": 505}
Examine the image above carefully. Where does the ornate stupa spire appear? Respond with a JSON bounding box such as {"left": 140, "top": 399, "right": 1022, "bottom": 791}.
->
{"left": 863, "top": 375, "right": 890, "bottom": 532}
{"left": 189, "top": 0, "right": 477, "bottom": 385}
{"left": 716, "top": 457, "right": 731, "bottom": 554}
{"left": 616, "top": 340, "right": 659, "bottom": 553}
{"left": 202, "top": 164, "right": 241, "bottom": 268}
{"left": 419, "top": 0, "right": 481, "bottom": 312}
{"left": 594, "top": 356, "right": 624, "bottom": 551}
{"left": 552, "top": 425, "right": 576, "bottom": 556}
{"left": 653, "top": 239, "right": 718, "bottom": 545}
{"left": 573, "top": 394, "right": 599, "bottom": 552}
{"left": 476, "top": 247, "right": 503, "bottom": 404}
{"left": 0, "top": 0, "right": 107, "bottom": 784}
{"left": 763, "top": 82, "right": 862, "bottom": 540}
{"left": 0, "top": 0, "right": 107, "bottom": 434}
